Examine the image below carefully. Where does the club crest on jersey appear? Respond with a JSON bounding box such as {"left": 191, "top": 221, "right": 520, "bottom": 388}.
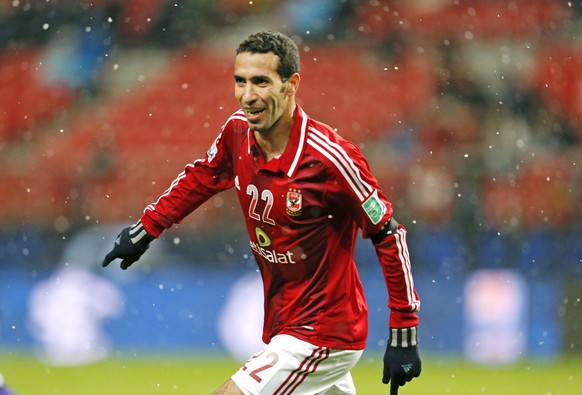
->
{"left": 286, "top": 188, "right": 302, "bottom": 216}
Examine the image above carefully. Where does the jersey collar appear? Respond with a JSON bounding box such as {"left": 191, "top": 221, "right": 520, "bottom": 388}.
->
{"left": 249, "top": 104, "right": 308, "bottom": 177}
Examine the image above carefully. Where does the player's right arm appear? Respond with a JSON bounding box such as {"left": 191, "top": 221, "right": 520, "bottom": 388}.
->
{"left": 140, "top": 128, "right": 235, "bottom": 237}
{"left": 102, "top": 113, "right": 242, "bottom": 270}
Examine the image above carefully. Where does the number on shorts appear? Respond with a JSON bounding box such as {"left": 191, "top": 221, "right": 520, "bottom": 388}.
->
{"left": 242, "top": 352, "right": 279, "bottom": 383}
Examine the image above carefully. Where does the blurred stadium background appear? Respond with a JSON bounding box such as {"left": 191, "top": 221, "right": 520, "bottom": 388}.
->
{"left": 0, "top": 0, "right": 581, "bottom": 393}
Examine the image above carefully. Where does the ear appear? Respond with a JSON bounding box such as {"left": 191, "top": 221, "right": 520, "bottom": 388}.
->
{"left": 285, "top": 73, "right": 300, "bottom": 96}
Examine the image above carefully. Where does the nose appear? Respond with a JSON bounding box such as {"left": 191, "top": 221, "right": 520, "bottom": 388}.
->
{"left": 241, "top": 83, "right": 257, "bottom": 104}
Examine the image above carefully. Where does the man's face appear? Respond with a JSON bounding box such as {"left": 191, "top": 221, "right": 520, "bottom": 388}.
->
{"left": 234, "top": 52, "right": 293, "bottom": 133}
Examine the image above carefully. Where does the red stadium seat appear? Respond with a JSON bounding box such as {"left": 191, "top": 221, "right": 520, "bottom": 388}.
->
{"left": 0, "top": 48, "right": 75, "bottom": 143}
{"left": 355, "top": 0, "right": 571, "bottom": 40}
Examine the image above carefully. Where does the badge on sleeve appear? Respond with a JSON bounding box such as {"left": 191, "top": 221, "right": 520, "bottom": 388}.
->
{"left": 362, "top": 190, "right": 386, "bottom": 224}
{"left": 207, "top": 133, "right": 222, "bottom": 162}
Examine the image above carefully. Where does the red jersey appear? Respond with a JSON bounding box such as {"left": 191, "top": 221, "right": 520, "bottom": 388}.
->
{"left": 141, "top": 105, "right": 420, "bottom": 350}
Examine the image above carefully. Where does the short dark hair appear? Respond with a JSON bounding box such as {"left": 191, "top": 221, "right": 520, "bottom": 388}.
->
{"left": 236, "top": 31, "right": 300, "bottom": 81}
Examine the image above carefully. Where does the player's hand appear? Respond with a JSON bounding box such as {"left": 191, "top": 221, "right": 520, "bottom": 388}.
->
{"left": 382, "top": 327, "right": 421, "bottom": 394}
{"left": 102, "top": 220, "right": 155, "bottom": 270}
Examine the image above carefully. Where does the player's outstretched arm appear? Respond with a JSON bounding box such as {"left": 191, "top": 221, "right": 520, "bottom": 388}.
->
{"left": 102, "top": 219, "right": 155, "bottom": 270}
{"left": 382, "top": 326, "right": 422, "bottom": 394}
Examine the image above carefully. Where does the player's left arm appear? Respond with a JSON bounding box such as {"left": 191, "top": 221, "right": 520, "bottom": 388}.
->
{"left": 335, "top": 140, "right": 421, "bottom": 393}
{"left": 334, "top": 140, "right": 421, "bottom": 325}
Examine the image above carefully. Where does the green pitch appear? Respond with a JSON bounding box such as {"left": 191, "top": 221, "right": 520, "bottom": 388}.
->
{"left": 1, "top": 352, "right": 580, "bottom": 394}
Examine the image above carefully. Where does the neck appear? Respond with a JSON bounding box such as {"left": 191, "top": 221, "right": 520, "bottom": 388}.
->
{"left": 254, "top": 105, "right": 295, "bottom": 162}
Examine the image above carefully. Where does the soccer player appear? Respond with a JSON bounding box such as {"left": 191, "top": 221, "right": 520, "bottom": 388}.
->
{"left": 102, "top": 31, "right": 421, "bottom": 395}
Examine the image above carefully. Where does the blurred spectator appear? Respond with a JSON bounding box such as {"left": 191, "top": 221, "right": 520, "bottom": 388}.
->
{"left": 407, "top": 153, "right": 455, "bottom": 226}
{"left": 480, "top": 175, "right": 523, "bottom": 232}
{"left": 115, "top": 0, "right": 163, "bottom": 43}
{"left": 122, "top": 0, "right": 220, "bottom": 46}
{"left": 40, "top": 4, "right": 118, "bottom": 97}
{"left": 276, "top": 0, "right": 356, "bottom": 40}
{"left": 518, "top": 154, "right": 576, "bottom": 230}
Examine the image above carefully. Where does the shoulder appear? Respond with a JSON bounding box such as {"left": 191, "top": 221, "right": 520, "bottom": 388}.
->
{"left": 215, "top": 109, "right": 249, "bottom": 149}
{"left": 305, "top": 118, "right": 364, "bottom": 165}
{"left": 304, "top": 118, "right": 375, "bottom": 200}
{"left": 221, "top": 109, "right": 248, "bottom": 132}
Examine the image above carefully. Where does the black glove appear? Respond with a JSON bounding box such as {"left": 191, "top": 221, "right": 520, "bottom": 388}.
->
{"left": 102, "top": 220, "right": 155, "bottom": 270}
{"left": 382, "top": 326, "right": 422, "bottom": 394}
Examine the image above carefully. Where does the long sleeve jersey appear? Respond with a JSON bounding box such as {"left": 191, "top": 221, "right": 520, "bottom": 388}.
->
{"left": 141, "top": 105, "right": 420, "bottom": 350}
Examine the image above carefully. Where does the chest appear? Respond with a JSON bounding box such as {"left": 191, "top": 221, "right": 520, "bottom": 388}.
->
{"left": 234, "top": 153, "right": 329, "bottom": 228}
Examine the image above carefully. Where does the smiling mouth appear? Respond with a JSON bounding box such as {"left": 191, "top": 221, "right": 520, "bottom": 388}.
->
{"left": 245, "top": 108, "right": 265, "bottom": 120}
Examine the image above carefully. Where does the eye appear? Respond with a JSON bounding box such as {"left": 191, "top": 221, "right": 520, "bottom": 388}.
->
{"left": 234, "top": 76, "right": 246, "bottom": 86}
{"left": 252, "top": 77, "right": 270, "bottom": 87}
